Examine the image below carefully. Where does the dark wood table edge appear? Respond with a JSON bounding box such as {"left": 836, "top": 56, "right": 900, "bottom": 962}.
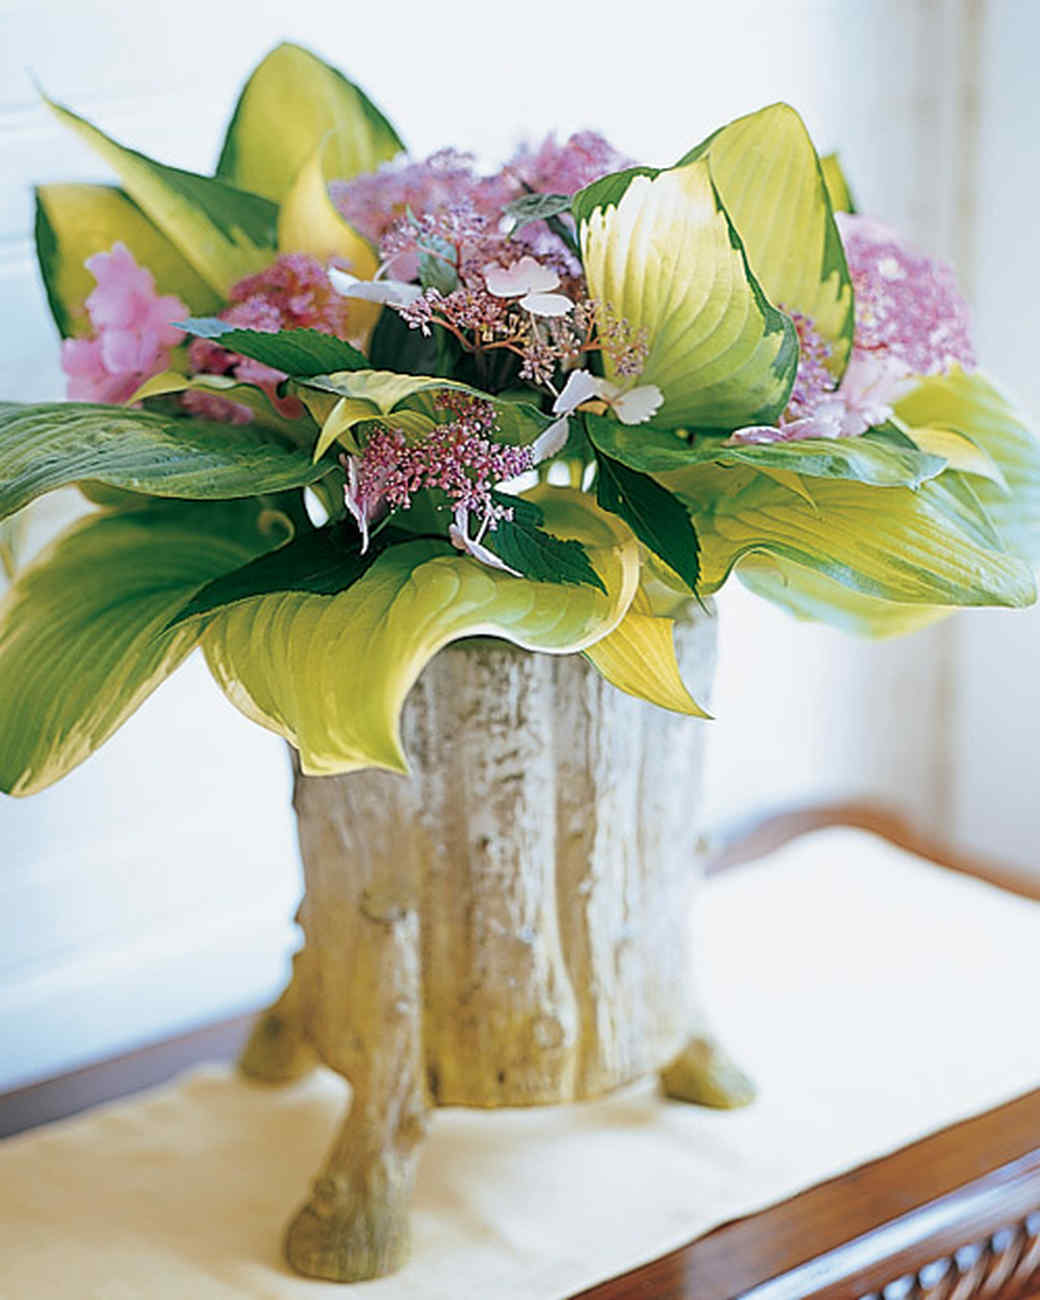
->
{"left": 2, "top": 803, "right": 1038, "bottom": 1300}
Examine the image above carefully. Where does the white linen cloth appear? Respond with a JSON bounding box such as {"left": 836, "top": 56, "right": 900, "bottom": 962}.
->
{"left": 1, "top": 828, "right": 1038, "bottom": 1300}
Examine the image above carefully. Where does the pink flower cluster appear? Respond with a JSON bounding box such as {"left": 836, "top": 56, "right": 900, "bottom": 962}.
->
{"left": 61, "top": 243, "right": 187, "bottom": 404}
{"left": 732, "top": 216, "right": 977, "bottom": 446}
{"left": 837, "top": 212, "right": 975, "bottom": 375}
{"left": 185, "top": 253, "right": 353, "bottom": 423}
{"left": 344, "top": 393, "right": 532, "bottom": 547}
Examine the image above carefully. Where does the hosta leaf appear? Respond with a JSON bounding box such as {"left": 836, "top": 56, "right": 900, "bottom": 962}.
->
{"left": 45, "top": 95, "right": 278, "bottom": 295}
{"left": 203, "top": 486, "right": 639, "bottom": 775}
{"left": 895, "top": 368, "right": 1040, "bottom": 565}
{"left": 301, "top": 369, "right": 551, "bottom": 458}
{"left": 578, "top": 159, "right": 797, "bottom": 431}
{"left": 902, "top": 424, "right": 1007, "bottom": 487}
{"left": 585, "top": 411, "right": 944, "bottom": 486}
{"left": 585, "top": 587, "right": 709, "bottom": 715}
{"left": 0, "top": 402, "right": 334, "bottom": 520}
{"left": 820, "top": 152, "right": 855, "bottom": 214}
{"left": 668, "top": 462, "right": 1035, "bottom": 608}
{"left": 0, "top": 501, "right": 281, "bottom": 795}
{"left": 736, "top": 553, "right": 948, "bottom": 638}
{"left": 276, "top": 143, "right": 381, "bottom": 343}
{"left": 215, "top": 42, "right": 403, "bottom": 202}
{"left": 177, "top": 319, "right": 368, "bottom": 376}
{"left": 34, "top": 184, "right": 220, "bottom": 338}
{"left": 593, "top": 447, "right": 701, "bottom": 592}
{"left": 679, "top": 104, "right": 854, "bottom": 370}
{"left": 130, "top": 370, "right": 307, "bottom": 437}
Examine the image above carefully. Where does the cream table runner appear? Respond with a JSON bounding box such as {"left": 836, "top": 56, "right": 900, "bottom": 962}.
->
{"left": 1, "top": 828, "right": 1038, "bottom": 1299}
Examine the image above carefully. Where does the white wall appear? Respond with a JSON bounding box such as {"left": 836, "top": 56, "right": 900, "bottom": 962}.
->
{"left": 1, "top": 0, "right": 1037, "bottom": 1089}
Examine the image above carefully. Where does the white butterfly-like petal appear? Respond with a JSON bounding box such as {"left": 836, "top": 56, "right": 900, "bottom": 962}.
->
{"left": 519, "top": 291, "right": 573, "bottom": 317}
{"left": 483, "top": 255, "right": 561, "bottom": 298}
{"left": 609, "top": 384, "right": 663, "bottom": 425}
{"left": 531, "top": 416, "right": 570, "bottom": 463}
{"left": 328, "top": 267, "right": 423, "bottom": 306}
{"left": 552, "top": 369, "right": 603, "bottom": 416}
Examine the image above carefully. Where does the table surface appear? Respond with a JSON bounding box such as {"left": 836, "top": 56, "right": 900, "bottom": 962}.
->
{"left": 3, "top": 802, "right": 1039, "bottom": 1300}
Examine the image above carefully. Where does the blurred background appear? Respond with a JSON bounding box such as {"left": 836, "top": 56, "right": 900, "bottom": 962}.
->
{"left": 1, "top": 0, "right": 1037, "bottom": 1090}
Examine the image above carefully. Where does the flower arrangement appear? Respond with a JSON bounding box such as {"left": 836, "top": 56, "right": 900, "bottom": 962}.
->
{"left": 2, "top": 41, "right": 1039, "bottom": 795}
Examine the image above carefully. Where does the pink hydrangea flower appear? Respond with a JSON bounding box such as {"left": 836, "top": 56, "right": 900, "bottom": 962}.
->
{"left": 61, "top": 242, "right": 187, "bottom": 403}
{"left": 837, "top": 212, "right": 975, "bottom": 375}
{"left": 187, "top": 253, "right": 354, "bottom": 422}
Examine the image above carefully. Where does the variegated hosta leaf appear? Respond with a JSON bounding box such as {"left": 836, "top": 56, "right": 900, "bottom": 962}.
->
{"left": 736, "top": 552, "right": 949, "bottom": 638}
{"left": 584, "top": 586, "right": 709, "bottom": 715}
{"left": 895, "top": 368, "right": 1040, "bottom": 566}
{"left": 579, "top": 159, "right": 797, "bottom": 431}
{"left": 34, "top": 184, "right": 221, "bottom": 338}
{"left": 0, "top": 401, "right": 333, "bottom": 521}
{"left": 0, "top": 501, "right": 283, "bottom": 795}
{"left": 819, "top": 153, "right": 856, "bottom": 214}
{"left": 276, "top": 143, "right": 381, "bottom": 346}
{"left": 902, "top": 425, "right": 1006, "bottom": 487}
{"left": 679, "top": 104, "right": 854, "bottom": 372}
{"left": 203, "top": 487, "right": 639, "bottom": 775}
{"left": 215, "top": 42, "right": 403, "bottom": 202}
{"left": 585, "top": 411, "right": 944, "bottom": 486}
{"left": 130, "top": 371, "right": 308, "bottom": 439}
{"left": 45, "top": 96, "right": 278, "bottom": 295}
{"left": 666, "top": 463, "right": 1035, "bottom": 609}
{"left": 301, "top": 370, "right": 551, "bottom": 459}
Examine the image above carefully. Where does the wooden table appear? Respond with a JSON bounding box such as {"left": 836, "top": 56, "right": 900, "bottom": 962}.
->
{"left": 3, "top": 805, "right": 1038, "bottom": 1300}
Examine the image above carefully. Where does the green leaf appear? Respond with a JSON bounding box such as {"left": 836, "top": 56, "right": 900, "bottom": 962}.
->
{"left": 0, "top": 501, "right": 280, "bottom": 795}
{"left": 502, "top": 192, "right": 573, "bottom": 232}
{"left": 593, "top": 448, "right": 701, "bottom": 592}
{"left": 216, "top": 42, "right": 403, "bottom": 203}
{"left": 34, "top": 184, "right": 221, "bottom": 338}
{"left": 668, "top": 462, "right": 1035, "bottom": 609}
{"left": 300, "top": 369, "right": 551, "bottom": 458}
{"left": 0, "top": 402, "right": 334, "bottom": 520}
{"left": 571, "top": 166, "right": 660, "bottom": 230}
{"left": 176, "top": 319, "right": 369, "bottom": 377}
{"left": 584, "top": 585, "right": 710, "bottom": 715}
{"left": 167, "top": 521, "right": 411, "bottom": 626}
{"left": 578, "top": 159, "right": 797, "bottom": 431}
{"left": 820, "top": 152, "right": 856, "bottom": 214}
{"left": 202, "top": 486, "right": 640, "bottom": 775}
{"left": 736, "top": 552, "right": 948, "bottom": 637}
{"left": 488, "top": 491, "right": 605, "bottom": 591}
{"left": 895, "top": 367, "right": 1040, "bottom": 567}
{"left": 129, "top": 370, "right": 308, "bottom": 438}
{"left": 679, "top": 104, "right": 854, "bottom": 371}
{"left": 45, "top": 94, "right": 278, "bottom": 295}
{"left": 584, "top": 411, "right": 945, "bottom": 487}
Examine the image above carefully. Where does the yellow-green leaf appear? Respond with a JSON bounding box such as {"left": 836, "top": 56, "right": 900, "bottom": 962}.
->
{"left": 579, "top": 159, "right": 797, "bottom": 431}
{"left": 666, "top": 462, "right": 1035, "bottom": 609}
{"left": 45, "top": 95, "right": 278, "bottom": 295}
{"left": 0, "top": 501, "right": 281, "bottom": 795}
{"left": 902, "top": 424, "right": 1007, "bottom": 487}
{"left": 679, "top": 104, "right": 854, "bottom": 371}
{"left": 34, "top": 184, "right": 220, "bottom": 338}
{"left": 276, "top": 142, "right": 381, "bottom": 345}
{"left": 203, "top": 487, "right": 639, "bottom": 775}
{"left": 129, "top": 370, "right": 308, "bottom": 438}
{"left": 215, "top": 43, "right": 403, "bottom": 203}
{"left": 895, "top": 368, "right": 1040, "bottom": 565}
{"left": 584, "top": 586, "right": 709, "bottom": 715}
{"left": 820, "top": 152, "right": 855, "bottom": 214}
{"left": 736, "top": 552, "right": 948, "bottom": 637}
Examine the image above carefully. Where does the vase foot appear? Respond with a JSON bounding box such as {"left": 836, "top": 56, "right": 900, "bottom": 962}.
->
{"left": 285, "top": 1178, "right": 412, "bottom": 1282}
{"left": 660, "top": 1035, "right": 756, "bottom": 1109}
{"left": 238, "top": 996, "right": 316, "bottom": 1085}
